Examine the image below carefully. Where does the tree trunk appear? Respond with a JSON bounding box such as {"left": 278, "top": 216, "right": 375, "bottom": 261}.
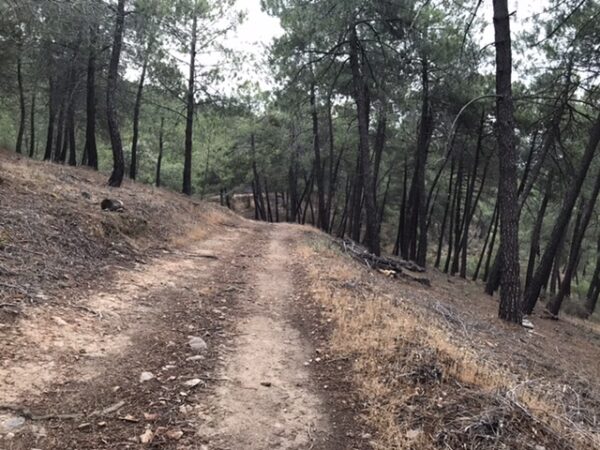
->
{"left": 106, "top": 0, "right": 126, "bottom": 187}
{"left": 130, "top": 55, "right": 148, "bottom": 180}
{"left": 53, "top": 97, "right": 66, "bottom": 163}
{"left": 83, "top": 27, "right": 98, "bottom": 170}
{"left": 493, "top": 0, "right": 522, "bottom": 323}
{"left": 183, "top": 13, "right": 197, "bottom": 195}
{"left": 156, "top": 116, "right": 164, "bottom": 187}
{"left": 67, "top": 103, "right": 77, "bottom": 166}
{"left": 349, "top": 152, "right": 363, "bottom": 242}
{"left": 43, "top": 76, "right": 55, "bottom": 161}
{"left": 393, "top": 158, "right": 409, "bottom": 256}
{"left": 406, "top": 57, "right": 433, "bottom": 265}
{"left": 474, "top": 202, "right": 498, "bottom": 281}
{"left": 459, "top": 111, "right": 486, "bottom": 278}
{"left": 451, "top": 153, "right": 464, "bottom": 276}
{"left": 525, "top": 174, "right": 552, "bottom": 290}
{"left": 548, "top": 166, "right": 600, "bottom": 315}
{"left": 584, "top": 236, "right": 600, "bottom": 317}
{"left": 29, "top": 92, "right": 35, "bottom": 158}
{"left": 436, "top": 158, "right": 455, "bottom": 269}
{"left": 310, "top": 81, "right": 327, "bottom": 231}
{"left": 16, "top": 57, "right": 26, "bottom": 154}
{"left": 349, "top": 25, "right": 379, "bottom": 255}
{"left": 523, "top": 112, "right": 600, "bottom": 314}
{"left": 484, "top": 206, "right": 500, "bottom": 282}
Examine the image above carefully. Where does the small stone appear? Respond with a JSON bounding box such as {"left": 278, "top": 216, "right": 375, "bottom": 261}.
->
{"left": 140, "top": 427, "right": 154, "bottom": 444}
{"left": 179, "top": 405, "right": 193, "bottom": 415}
{"left": 406, "top": 429, "right": 422, "bottom": 440}
{"left": 144, "top": 413, "right": 158, "bottom": 421}
{"left": 188, "top": 336, "right": 208, "bottom": 352}
{"left": 260, "top": 381, "right": 272, "bottom": 387}
{"left": 0, "top": 415, "right": 25, "bottom": 433}
{"left": 77, "top": 423, "right": 91, "bottom": 430}
{"left": 522, "top": 318, "right": 534, "bottom": 329}
{"left": 184, "top": 379, "right": 204, "bottom": 388}
{"left": 98, "top": 422, "right": 107, "bottom": 427}
{"left": 166, "top": 429, "right": 184, "bottom": 440}
{"left": 187, "top": 355, "right": 205, "bottom": 362}
{"left": 140, "top": 371, "right": 155, "bottom": 382}
{"left": 52, "top": 316, "right": 68, "bottom": 326}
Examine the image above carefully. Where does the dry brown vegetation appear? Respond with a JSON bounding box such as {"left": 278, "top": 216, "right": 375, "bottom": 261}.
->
{"left": 296, "top": 230, "right": 600, "bottom": 450}
{"left": 0, "top": 150, "right": 231, "bottom": 313}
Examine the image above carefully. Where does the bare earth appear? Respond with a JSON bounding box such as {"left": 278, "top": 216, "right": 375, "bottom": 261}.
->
{"left": 198, "top": 225, "right": 329, "bottom": 449}
{"left": 0, "top": 214, "right": 352, "bottom": 449}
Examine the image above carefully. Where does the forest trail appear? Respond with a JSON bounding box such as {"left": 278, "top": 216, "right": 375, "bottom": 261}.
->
{"left": 197, "top": 225, "right": 329, "bottom": 449}
{"left": 0, "top": 216, "right": 344, "bottom": 449}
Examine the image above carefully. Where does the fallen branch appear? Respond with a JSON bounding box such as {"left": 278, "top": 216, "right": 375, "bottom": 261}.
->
{"left": 336, "top": 238, "right": 431, "bottom": 286}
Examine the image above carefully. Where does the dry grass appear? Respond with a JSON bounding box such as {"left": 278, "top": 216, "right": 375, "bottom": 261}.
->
{"left": 295, "top": 231, "right": 600, "bottom": 450}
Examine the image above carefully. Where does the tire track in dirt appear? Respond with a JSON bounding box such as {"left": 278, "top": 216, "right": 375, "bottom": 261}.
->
{"left": 197, "top": 224, "right": 330, "bottom": 449}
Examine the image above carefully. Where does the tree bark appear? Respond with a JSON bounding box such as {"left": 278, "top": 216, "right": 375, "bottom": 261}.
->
{"left": 43, "top": 76, "right": 55, "bottom": 161}
{"left": 406, "top": 57, "right": 433, "bottom": 265}
{"left": 130, "top": 55, "right": 148, "bottom": 180}
{"left": 106, "top": 0, "right": 126, "bottom": 187}
{"left": 29, "top": 92, "right": 35, "bottom": 158}
{"left": 525, "top": 174, "right": 552, "bottom": 290}
{"left": 16, "top": 57, "right": 26, "bottom": 155}
{"left": 67, "top": 103, "right": 76, "bottom": 166}
{"left": 436, "top": 158, "right": 456, "bottom": 269}
{"left": 349, "top": 25, "right": 379, "bottom": 255}
{"left": 183, "top": 12, "right": 197, "bottom": 195}
{"left": 83, "top": 27, "right": 98, "bottom": 169}
{"left": 310, "top": 81, "right": 327, "bottom": 231}
{"left": 493, "top": 0, "right": 522, "bottom": 323}
{"left": 156, "top": 116, "right": 164, "bottom": 187}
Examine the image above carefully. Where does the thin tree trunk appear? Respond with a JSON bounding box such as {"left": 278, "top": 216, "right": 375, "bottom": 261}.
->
{"left": 525, "top": 174, "right": 552, "bottom": 290}
{"left": 53, "top": 97, "right": 66, "bottom": 163}
{"left": 130, "top": 55, "right": 148, "bottom": 180}
{"left": 310, "top": 81, "right": 327, "bottom": 231}
{"left": 407, "top": 57, "right": 433, "bottom": 265}
{"left": 67, "top": 103, "right": 76, "bottom": 166}
{"left": 106, "top": 0, "right": 126, "bottom": 187}
{"left": 484, "top": 204, "right": 500, "bottom": 282}
{"left": 156, "top": 116, "right": 164, "bottom": 187}
{"left": 394, "top": 158, "right": 409, "bottom": 256}
{"left": 83, "top": 27, "right": 98, "bottom": 169}
{"left": 43, "top": 76, "right": 55, "bottom": 161}
{"left": 474, "top": 203, "right": 498, "bottom": 281}
{"left": 183, "top": 12, "right": 197, "bottom": 195}
{"left": 451, "top": 153, "right": 464, "bottom": 275}
{"left": 436, "top": 158, "right": 456, "bottom": 269}
{"left": 584, "top": 236, "right": 600, "bottom": 317}
{"left": 29, "top": 92, "right": 35, "bottom": 158}
{"left": 349, "top": 25, "right": 379, "bottom": 255}
{"left": 16, "top": 57, "right": 26, "bottom": 154}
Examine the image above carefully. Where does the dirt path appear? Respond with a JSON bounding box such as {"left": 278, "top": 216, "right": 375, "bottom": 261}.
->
{"left": 197, "top": 225, "right": 329, "bottom": 449}
{"left": 1, "top": 221, "right": 350, "bottom": 449}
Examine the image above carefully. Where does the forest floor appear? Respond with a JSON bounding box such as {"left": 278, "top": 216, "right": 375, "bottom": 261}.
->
{"left": 0, "top": 150, "right": 599, "bottom": 450}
